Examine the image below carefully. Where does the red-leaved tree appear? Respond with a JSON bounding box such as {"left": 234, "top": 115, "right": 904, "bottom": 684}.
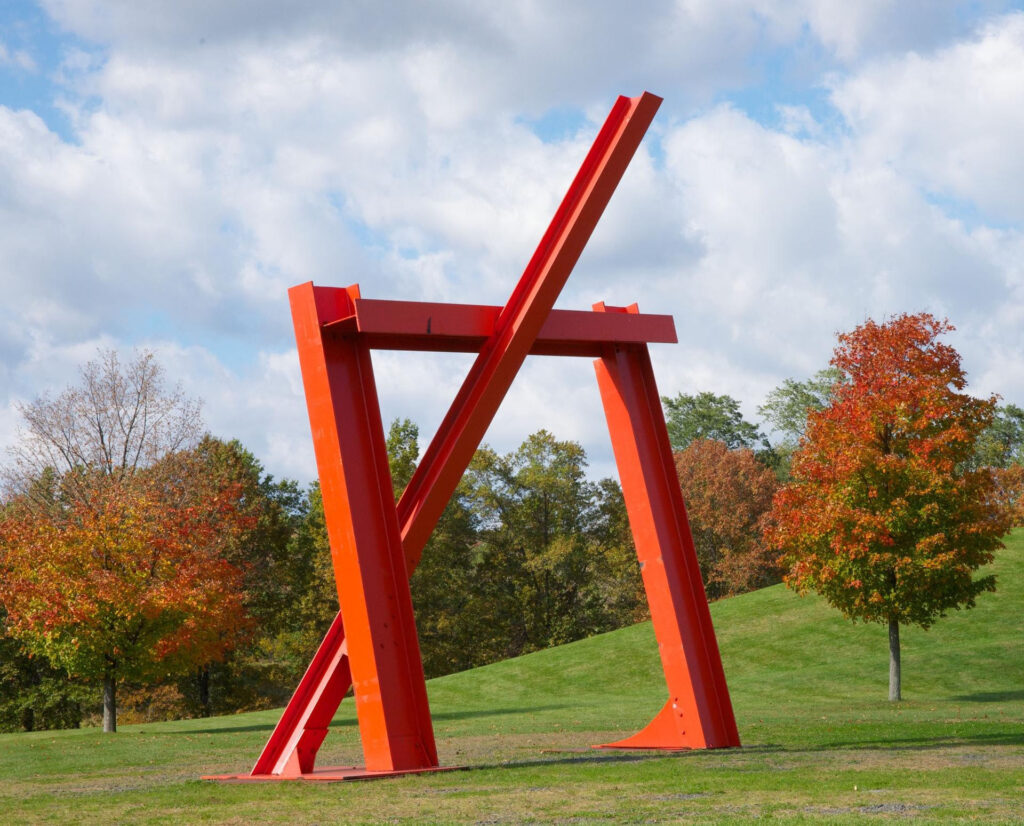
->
{"left": 767, "top": 313, "right": 1013, "bottom": 700}
{"left": 674, "top": 439, "right": 780, "bottom": 599}
{"left": 0, "top": 469, "right": 251, "bottom": 731}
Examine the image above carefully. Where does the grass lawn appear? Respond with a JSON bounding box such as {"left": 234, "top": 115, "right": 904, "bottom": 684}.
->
{"left": 2, "top": 530, "right": 1022, "bottom": 824}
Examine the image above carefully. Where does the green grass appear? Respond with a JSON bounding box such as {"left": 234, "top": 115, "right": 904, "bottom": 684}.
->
{"left": 3, "top": 531, "right": 1022, "bottom": 824}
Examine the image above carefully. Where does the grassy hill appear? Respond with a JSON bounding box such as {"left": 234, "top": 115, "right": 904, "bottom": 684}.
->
{"left": 2, "top": 530, "right": 1022, "bottom": 824}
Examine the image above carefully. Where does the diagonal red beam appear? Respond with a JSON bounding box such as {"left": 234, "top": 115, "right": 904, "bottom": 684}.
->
{"left": 396, "top": 91, "right": 661, "bottom": 567}
{"left": 251, "top": 612, "right": 351, "bottom": 776}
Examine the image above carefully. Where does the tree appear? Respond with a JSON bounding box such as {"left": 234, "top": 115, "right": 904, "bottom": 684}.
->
{"left": 463, "top": 431, "right": 637, "bottom": 662}
{"left": 967, "top": 404, "right": 1024, "bottom": 527}
{"left": 758, "top": 368, "right": 842, "bottom": 478}
{"left": 662, "top": 391, "right": 764, "bottom": 452}
{"left": 0, "top": 469, "right": 250, "bottom": 731}
{"left": 275, "top": 418, "right": 482, "bottom": 680}
{"left": 5, "top": 349, "right": 202, "bottom": 505}
{"left": 970, "top": 403, "right": 1024, "bottom": 469}
{"left": 758, "top": 368, "right": 843, "bottom": 444}
{"left": 277, "top": 482, "right": 340, "bottom": 677}
{"left": 382, "top": 419, "right": 480, "bottom": 677}
{"left": 278, "top": 422, "right": 642, "bottom": 677}
{"left": 467, "top": 432, "right": 602, "bottom": 658}
{"left": 0, "top": 609, "right": 89, "bottom": 732}
{"left": 674, "top": 439, "right": 781, "bottom": 599}
{"left": 386, "top": 418, "right": 420, "bottom": 497}
{"left": 995, "top": 464, "right": 1024, "bottom": 527}
{"left": 589, "top": 477, "right": 645, "bottom": 626}
{"left": 409, "top": 479, "right": 480, "bottom": 678}
{"left": 767, "top": 313, "right": 1013, "bottom": 701}
{"left": 173, "top": 437, "right": 306, "bottom": 717}
{"left": 0, "top": 349, "right": 249, "bottom": 731}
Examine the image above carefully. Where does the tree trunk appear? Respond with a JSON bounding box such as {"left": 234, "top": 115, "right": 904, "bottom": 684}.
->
{"left": 102, "top": 672, "right": 117, "bottom": 732}
{"left": 888, "top": 618, "right": 902, "bottom": 702}
{"left": 197, "top": 666, "right": 211, "bottom": 718}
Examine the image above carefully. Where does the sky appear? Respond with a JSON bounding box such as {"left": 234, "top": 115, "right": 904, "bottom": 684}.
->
{"left": 1, "top": 0, "right": 1023, "bottom": 485}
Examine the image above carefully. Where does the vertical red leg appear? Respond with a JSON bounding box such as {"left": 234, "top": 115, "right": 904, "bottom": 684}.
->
{"left": 592, "top": 332, "right": 740, "bottom": 749}
{"left": 287, "top": 281, "right": 438, "bottom": 773}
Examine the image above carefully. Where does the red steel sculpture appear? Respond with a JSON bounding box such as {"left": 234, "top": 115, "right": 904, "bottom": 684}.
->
{"left": 207, "top": 92, "right": 740, "bottom": 783}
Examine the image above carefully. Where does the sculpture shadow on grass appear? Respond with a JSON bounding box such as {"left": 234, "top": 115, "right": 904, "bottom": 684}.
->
{"left": 485, "top": 727, "right": 1024, "bottom": 775}
{"left": 170, "top": 704, "right": 572, "bottom": 736}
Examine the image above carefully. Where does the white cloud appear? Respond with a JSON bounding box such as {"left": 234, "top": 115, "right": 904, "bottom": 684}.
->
{"left": 2, "top": 2, "right": 1023, "bottom": 488}
{"left": 831, "top": 12, "right": 1024, "bottom": 225}
{"left": 155, "top": 342, "right": 318, "bottom": 482}
{"left": 644, "top": 19, "right": 1024, "bottom": 410}
{"left": 0, "top": 41, "right": 37, "bottom": 72}
{"left": 795, "top": 0, "right": 999, "bottom": 61}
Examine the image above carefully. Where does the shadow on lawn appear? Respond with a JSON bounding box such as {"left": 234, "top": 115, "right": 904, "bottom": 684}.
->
{"left": 478, "top": 749, "right": 700, "bottom": 773}
{"left": 170, "top": 704, "right": 571, "bottom": 735}
{"left": 952, "top": 689, "right": 1024, "bottom": 703}
{"left": 472, "top": 728, "right": 1024, "bottom": 774}
{"left": 802, "top": 730, "right": 1024, "bottom": 750}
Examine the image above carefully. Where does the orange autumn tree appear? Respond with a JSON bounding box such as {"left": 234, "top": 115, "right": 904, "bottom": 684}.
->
{"left": 0, "top": 349, "right": 253, "bottom": 731}
{"left": 0, "top": 468, "right": 250, "bottom": 732}
{"left": 674, "top": 439, "right": 780, "bottom": 599}
{"left": 767, "top": 313, "right": 1012, "bottom": 701}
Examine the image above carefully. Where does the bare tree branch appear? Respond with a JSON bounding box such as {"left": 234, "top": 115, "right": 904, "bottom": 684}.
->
{"left": 3, "top": 348, "right": 204, "bottom": 505}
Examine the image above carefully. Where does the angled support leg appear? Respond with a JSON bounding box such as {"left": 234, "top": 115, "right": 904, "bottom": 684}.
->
{"left": 592, "top": 323, "right": 740, "bottom": 750}
{"left": 251, "top": 612, "right": 351, "bottom": 776}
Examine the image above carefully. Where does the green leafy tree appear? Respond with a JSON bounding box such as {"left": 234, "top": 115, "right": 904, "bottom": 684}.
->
{"left": 385, "top": 419, "right": 480, "bottom": 678}
{"left": 970, "top": 403, "right": 1024, "bottom": 469}
{"left": 0, "top": 610, "right": 90, "bottom": 732}
{"left": 280, "top": 483, "right": 339, "bottom": 670}
{"left": 757, "top": 368, "right": 843, "bottom": 448}
{"left": 275, "top": 421, "right": 641, "bottom": 681}
{"left": 758, "top": 368, "right": 842, "bottom": 478}
{"left": 225, "top": 479, "right": 346, "bottom": 709}
{"left": 767, "top": 314, "right": 1013, "bottom": 701}
{"left": 410, "top": 483, "right": 480, "bottom": 678}
{"left": 758, "top": 368, "right": 843, "bottom": 444}
{"left": 386, "top": 418, "right": 421, "bottom": 497}
{"left": 589, "top": 477, "right": 644, "bottom": 625}
{"left": 662, "top": 391, "right": 764, "bottom": 451}
{"left": 464, "top": 431, "right": 635, "bottom": 662}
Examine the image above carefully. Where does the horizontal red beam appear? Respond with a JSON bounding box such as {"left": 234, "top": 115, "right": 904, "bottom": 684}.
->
{"left": 320, "top": 295, "right": 676, "bottom": 357}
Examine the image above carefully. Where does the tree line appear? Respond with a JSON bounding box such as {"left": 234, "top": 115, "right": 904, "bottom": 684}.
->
{"left": 1, "top": 312, "right": 1022, "bottom": 730}
{"left": 0, "top": 352, "right": 655, "bottom": 731}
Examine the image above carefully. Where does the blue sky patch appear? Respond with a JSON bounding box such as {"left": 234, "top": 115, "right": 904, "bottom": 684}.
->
{"left": 0, "top": 0, "right": 103, "bottom": 142}
{"left": 516, "top": 106, "right": 590, "bottom": 143}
